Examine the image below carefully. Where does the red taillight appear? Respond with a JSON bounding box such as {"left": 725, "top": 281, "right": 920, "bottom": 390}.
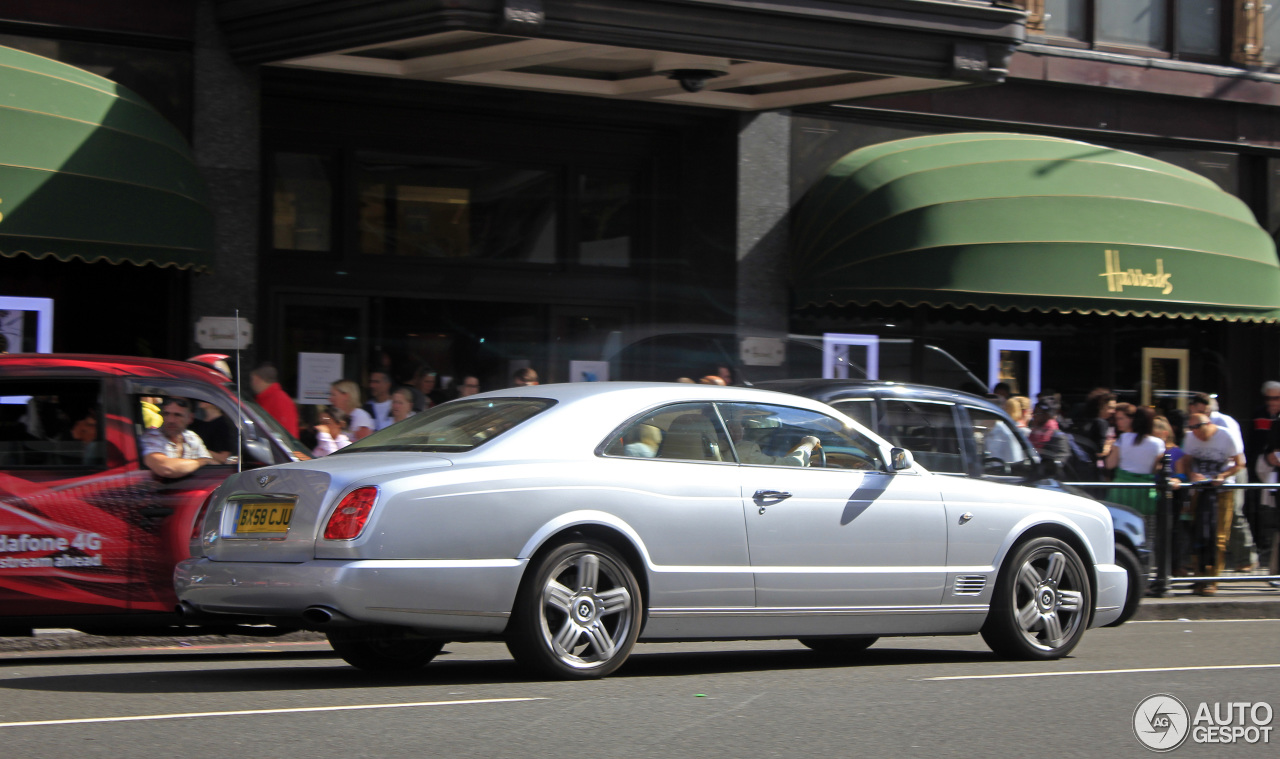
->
{"left": 190, "top": 491, "right": 216, "bottom": 542}
{"left": 323, "top": 487, "right": 378, "bottom": 540}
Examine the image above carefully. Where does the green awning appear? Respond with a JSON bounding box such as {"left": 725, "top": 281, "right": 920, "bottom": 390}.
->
{"left": 793, "top": 132, "right": 1280, "bottom": 322}
{"left": 0, "top": 45, "right": 213, "bottom": 271}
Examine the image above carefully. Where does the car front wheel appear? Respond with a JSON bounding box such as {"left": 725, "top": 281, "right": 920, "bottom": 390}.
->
{"left": 326, "top": 625, "right": 445, "bottom": 672}
{"left": 506, "top": 540, "right": 641, "bottom": 679}
{"left": 981, "top": 536, "right": 1092, "bottom": 660}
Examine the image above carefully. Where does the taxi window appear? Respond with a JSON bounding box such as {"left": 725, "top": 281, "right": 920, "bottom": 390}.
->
{"left": 880, "top": 399, "right": 963, "bottom": 474}
{"left": 830, "top": 399, "right": 875, "bottom": 429}
{"left": 0, "top": 380, "right": 105, "bottom": 468}
{"left": 967, "top": 406, "right": 1036, "bottom": 477}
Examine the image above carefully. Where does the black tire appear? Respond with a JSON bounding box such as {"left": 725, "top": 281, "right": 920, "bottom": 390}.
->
{"left": 326, "top": 625, "right": 445, "bottom": 672}
{"left": 798, "top": 636, "right": 878, "bottom": 655}
{"left": 1105, "top": 542, "right": 1144, "bottom": 627}
{"left": 506, "top": 540, "right": 642, "bottom": 680}
{"left": 981, "top": 536, "right": 1092, "bottom": 660}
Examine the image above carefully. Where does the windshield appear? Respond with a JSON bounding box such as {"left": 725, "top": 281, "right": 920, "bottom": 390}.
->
{"left": 336, "top": 397, "right": 555, "bottom": 454}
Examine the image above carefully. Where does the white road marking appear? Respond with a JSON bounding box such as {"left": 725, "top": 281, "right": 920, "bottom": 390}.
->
{"left": 0, "top": 697, "right": 546, "bottom": 728}
{"left": 925, "top": 664, "right": 1280, "bottom": 681}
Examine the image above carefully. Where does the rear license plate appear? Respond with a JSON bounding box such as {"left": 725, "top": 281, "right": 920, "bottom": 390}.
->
{"left": 234, "top": 503, "right": 294, "bottom": 535}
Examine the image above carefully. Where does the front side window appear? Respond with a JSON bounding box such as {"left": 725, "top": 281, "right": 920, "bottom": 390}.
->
{"left": 339, "top": 398, "right": 554, "bottom": 453}
{"left": 717, "top": 403, "right": 882, "bottom": 470}
{"left": 966, "top": 407, "right": 1036, "bottom": 478}
{"left": 880, "top": 400, "right": 964, "bottom": 474}
{"left": 0, "top": 380, "right": 104, "bottom": 469}
{"left": 602, "top": 403, "right": 731, "bottom": 463}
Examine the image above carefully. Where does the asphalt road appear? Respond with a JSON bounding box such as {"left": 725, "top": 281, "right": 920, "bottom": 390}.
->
{"left": 1, "top": 620, "right": 1277, "bottom": 759}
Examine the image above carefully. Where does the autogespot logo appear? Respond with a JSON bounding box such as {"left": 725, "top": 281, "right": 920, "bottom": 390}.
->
{"left": 1134, "top": 694, "right": 1275, "bottom": 751}
{"left": 1134, "top": 694, "right": 1190, "bottom": 752}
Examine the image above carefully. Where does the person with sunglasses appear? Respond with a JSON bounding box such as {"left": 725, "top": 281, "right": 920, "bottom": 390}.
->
{"left": 139, "top": 397, "right": 216, "bottom": 478}
{"left": 1177, "top": 413, "right": 1244, "bottom": 595}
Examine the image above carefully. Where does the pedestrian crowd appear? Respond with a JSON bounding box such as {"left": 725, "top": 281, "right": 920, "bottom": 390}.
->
{"left": 997, "top": 383, "right": 1279, "bottom": 594}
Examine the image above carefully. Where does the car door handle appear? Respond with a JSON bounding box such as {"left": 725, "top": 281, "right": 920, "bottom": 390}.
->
{"left": 753, "top": 490, "right": 792, "bottom": 501}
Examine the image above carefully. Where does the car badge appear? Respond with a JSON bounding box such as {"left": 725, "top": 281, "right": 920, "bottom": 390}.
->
{"left": 257, "top": 474, "right": 276, "bottom": 488}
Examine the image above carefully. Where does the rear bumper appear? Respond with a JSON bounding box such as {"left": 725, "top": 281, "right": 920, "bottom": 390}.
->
{"left": 175, "top": 557, "right": 528, "bottom": 635}
{"left": 1091, "top": 563, "right": 1128, "bottom": 627}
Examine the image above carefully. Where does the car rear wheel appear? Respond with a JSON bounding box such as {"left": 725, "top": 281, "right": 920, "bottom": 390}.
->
{"left": 326, "top": 625, "right": 445, "bottom": 672}
{"left": 981, "top": 537, "right": 1091, "bottom": 660}
{"left": 1105, "top": 542, "right": 1145, "bottom": 627}
{"left": 506, "top": 540, "right": 641, "bottom": 680}
{"left": 797, "top": 636, "right": 878, "bottom": 655}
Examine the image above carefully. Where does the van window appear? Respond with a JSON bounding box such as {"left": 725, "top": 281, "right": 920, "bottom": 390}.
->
{"left": 0, "top": 381, "right": 105, "bottom": 468}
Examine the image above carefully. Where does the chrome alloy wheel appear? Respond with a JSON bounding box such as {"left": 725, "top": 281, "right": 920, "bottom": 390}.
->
{"left": 1013, "top": 545, "right": 1087, "bottom": 652}
{"left": 538, "top": 550, "right": 635, "bottom": 670}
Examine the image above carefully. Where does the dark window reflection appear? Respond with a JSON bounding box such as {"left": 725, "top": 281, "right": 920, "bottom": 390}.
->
{"left": 272, "top": 153, "right": 333, "bottom": 251}
{"left": 357, "top": 152, "right": 558, "bottom": 262}
{"left": 578, "top": 171, "right": 633, "bottom": 267}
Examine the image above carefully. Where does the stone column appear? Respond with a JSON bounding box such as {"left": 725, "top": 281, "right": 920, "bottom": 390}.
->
{"left": 190, "top": 0, "right": 261, "bottom": 365}
{"left": 736, "top": 111, "right": 792, "bottom": 379}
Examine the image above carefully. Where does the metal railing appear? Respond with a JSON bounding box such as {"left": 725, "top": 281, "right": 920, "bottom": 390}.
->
{"left": 1062, "top": 459, "right": 1278, "bottom": 596}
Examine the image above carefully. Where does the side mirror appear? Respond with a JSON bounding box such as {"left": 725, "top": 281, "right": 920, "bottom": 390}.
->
{"left": 890, "top": 447, "right": 914, "bottom": 471}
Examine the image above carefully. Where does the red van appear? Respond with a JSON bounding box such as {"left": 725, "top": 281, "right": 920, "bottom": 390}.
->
{"left": 0, "top": 354, "right": 308, "bottom": 636}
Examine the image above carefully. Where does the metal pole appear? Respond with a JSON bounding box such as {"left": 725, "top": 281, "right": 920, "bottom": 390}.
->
{"left": 1151, "top": 451, "right": 1171, "bottom": 597}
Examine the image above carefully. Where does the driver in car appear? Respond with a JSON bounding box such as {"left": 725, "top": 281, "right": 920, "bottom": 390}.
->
{"left": 724, "top": 411, "right": 820, "bottom": 466}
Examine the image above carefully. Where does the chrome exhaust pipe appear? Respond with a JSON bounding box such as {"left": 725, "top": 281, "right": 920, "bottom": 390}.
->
{"left": 302, "top": 606, "right": 356, "bottom": 627}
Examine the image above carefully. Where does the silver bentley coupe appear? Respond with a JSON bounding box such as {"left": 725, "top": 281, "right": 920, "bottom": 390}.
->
{"left": 176, "top": 383, "right": 1127, "bottom": 679}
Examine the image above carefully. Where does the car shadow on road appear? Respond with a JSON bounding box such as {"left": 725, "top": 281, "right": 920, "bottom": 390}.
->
{"left": 0, "top": 644, "right": 1003, "bottom": 695}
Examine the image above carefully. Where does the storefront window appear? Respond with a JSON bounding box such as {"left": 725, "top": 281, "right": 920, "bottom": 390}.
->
{"left": 1177, "top": 0, "right": 1221, "bottom": 56}
{"left": 272, "top": 153, "right": 333, "bottom": 252}
{"left": 1044, "top": 0, "right": 1088, "bottom": 42}
{"left": 1266, "top": 5, "right": 1280, "bottom": 65}
{"left": 357, "top": 152, "right": 557, "bottom": 263}
{"left": 578, "top": 171, "right": 634, "bottom": 267}
{"left": 1097, "top": 0, "right": 1167, "bottom": 49}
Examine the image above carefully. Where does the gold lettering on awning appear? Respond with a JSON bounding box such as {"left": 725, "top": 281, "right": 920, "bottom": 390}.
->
{"left": 1100, "top": 249, "right": 1173, "bottom": 295}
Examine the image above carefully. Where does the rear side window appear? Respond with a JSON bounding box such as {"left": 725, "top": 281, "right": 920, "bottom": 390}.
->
{"left": 830, "top": 399, "right": 875, "bottom": 429}
{"left": 602, "top": 402, "right": 732, "bottom": 463}
{"left": 0, "top": 380, "right": 105, "bottom": 468}
{"left": 880, "top": 399, "right": 964, "bottom": 474}
{"left": 338, "top": 397, "right": 555, "bottom": 453}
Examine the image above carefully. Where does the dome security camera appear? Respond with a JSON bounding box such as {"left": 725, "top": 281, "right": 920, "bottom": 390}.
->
{"left": 652, "top": 54, "right": 731, "bottom": 94}
{"left": 667, "top": 69, "right": 726, "bottom": 93}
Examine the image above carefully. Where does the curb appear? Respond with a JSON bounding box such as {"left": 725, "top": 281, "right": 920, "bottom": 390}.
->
{"left": 1132, "top": 594, "right": 1280, "bottom": 621}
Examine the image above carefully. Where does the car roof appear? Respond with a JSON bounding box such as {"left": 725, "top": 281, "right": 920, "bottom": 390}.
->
{"left": 0, "top": 353, "right": 233, "bottom": 385}
{"left": 754, "top": 378, "right": 1005, "bottom": 411}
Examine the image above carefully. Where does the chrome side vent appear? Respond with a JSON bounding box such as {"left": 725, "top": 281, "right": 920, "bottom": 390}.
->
{"left": 953, "top": 575, "right": 987, "bottom": 595}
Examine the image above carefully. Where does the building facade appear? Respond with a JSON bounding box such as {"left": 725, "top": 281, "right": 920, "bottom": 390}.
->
{"left": 3, "top": 0, "right": 1280, "bottom": 421}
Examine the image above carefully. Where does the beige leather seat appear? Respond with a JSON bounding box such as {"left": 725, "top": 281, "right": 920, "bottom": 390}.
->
{"left": 657, "top": 413, "right": 722, "bottom": 461}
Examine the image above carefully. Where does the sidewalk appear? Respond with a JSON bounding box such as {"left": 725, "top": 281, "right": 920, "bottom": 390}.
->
{"left": 1134, "top": 577, "right": 1280, "bottom": 621}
